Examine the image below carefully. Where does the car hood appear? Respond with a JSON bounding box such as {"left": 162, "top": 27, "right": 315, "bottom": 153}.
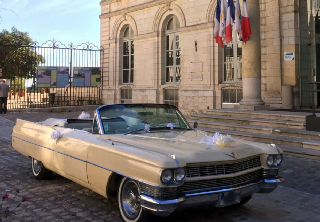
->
{"left": 101, "top": 130, "right": 276, "bottom": 167}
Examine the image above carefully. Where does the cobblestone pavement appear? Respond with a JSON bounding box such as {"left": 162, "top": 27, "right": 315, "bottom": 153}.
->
{"left": 1, "top": 111, "right": 320, "bottom": 222}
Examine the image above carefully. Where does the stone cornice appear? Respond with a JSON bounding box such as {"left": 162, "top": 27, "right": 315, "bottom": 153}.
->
{"left": 121, "top": 22, "right": 213, "bottom": 41}
{"left": 100, "top": 0, "right": 175, "bottom": 19}
{"left": 104, "top": 22, "right": 213, "bottom": 43}
{"left": 100, "top": 0, "right": 118, "bottom": 6}
{"left": 180, "top": 22, "right": 213, "bottom": 33}
{"left": 134, "top": 32, "right": 158, "bottom": 41}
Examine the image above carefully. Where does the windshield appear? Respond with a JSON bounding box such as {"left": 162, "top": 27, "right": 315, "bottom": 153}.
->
{"left": 96, "top": 104, "right": 191, "bottom": 134}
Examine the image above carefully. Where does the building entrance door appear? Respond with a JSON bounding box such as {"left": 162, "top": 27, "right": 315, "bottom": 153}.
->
{"left": 299, "top": 0, "right": 320, "bottom": 109}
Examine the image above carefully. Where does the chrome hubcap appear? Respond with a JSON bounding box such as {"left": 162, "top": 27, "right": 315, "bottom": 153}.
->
{"left": 121, "top": 180, "right": 141, "bottom": 219}
{"left": 33, "top": 159, "right": 41, "bottom": 174}
{"left": 127, "top": 191, "right": 137, "bottom": 207}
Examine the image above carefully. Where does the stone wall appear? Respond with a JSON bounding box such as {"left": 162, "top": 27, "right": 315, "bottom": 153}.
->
{"left": 100, "top": 0, "right": 310, "bottom": 112}
{"left": 100, "top": 0, "right": 216, "bottom": 115}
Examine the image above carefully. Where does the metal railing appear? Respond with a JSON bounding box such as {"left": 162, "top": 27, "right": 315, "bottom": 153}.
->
{"left": 0, "top": 40, "right": 103, "bottom": 109}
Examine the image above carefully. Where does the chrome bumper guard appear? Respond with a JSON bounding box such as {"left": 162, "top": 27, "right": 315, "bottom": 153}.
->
{"left": 140, "top": 177, "right": 283, "bottom": 216}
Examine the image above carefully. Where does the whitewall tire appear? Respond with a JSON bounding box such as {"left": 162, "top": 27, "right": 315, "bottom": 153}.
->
{"left": 118, "top": 177, "right": 150, "bottom": 222}
{"left": 31, "top": 157, "right": 53, "bottom": 180}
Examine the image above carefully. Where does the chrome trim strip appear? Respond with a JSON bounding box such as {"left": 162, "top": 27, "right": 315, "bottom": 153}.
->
{"left": 184, "top": 183, "right": 258, "bottom": 197}
{"left": 174, "top": 158, "right": 180, "bottom": 168}
{"left": 107, "top": 139, "right": 171, "bottom": 158}
{"left": 170, "top": 154, "right": 180, "bottom": 168}
{"left": 13, "top": 136, "right": 55, "bottom": 152}
{"left": 13, "top": 135, "right": 168, "bottom": 188}
{"left": 105, "top": 139, "right": 183, "bottom": 167}
{"left": 140, "top": 206, "right": 172, "bottom": 212}
{"left": 271, "top": 143, "right": 281, "bottom": 154}
{"left": 140, "top": 194, "right": 185, "bottom": 205}
{"left": 184, "top": 178, "right": 284, "bottom": 197}
{"left": 270, "top": 144, "right": 283, "bottom": 166}
{"left": 72, "top": 129, "right": 91, "bottom": 134}
{"left": 261, "top": 178, "right": 284, "bottom": 183}
{"left": 13, "top": 136, "right": 87, "bottom": 163}
{"left": 94, "top": 110, "right": 104, "bottom": 135}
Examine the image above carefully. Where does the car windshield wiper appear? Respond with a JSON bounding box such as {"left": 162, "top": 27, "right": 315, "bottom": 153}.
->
{"left": 125, "top": 128, "right": 146, "bottom": 135}
{"left": 125, "top": 126, "right": 191, "bottom": 135}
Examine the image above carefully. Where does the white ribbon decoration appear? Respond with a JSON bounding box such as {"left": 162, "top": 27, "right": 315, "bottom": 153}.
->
{"left": 144, "top": 124, "right": 150, "bottom": 132}
{"left": 50, "top": 130, "right": 62, "bottom": 144}
{"left": 167, "top": 123, "right": 176, "bottom": 130}
{"left": 78, "top": 111, "right": 90, "bottom": 119}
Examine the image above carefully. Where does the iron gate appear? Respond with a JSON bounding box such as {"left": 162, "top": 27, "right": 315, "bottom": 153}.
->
{"left": 0, "top": 40, "right": 103, "bottom": 109}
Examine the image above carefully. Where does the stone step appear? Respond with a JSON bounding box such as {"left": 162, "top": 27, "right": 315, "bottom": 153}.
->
{"left": 191, "top": 113, "right": 305, "bottom": 130}
{"left": 280, "top": 145, "right": 320, "bottom": 160}
{"left": 205, "top": 109, "right": 308, "bottom": 122}
{"left": 188, "top": 119, "right": 320, "bottom": 140}
{"left": 194, "top": 126, "right": 320, "bottom": 151}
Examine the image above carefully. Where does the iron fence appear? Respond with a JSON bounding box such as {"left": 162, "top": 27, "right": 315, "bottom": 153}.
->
{"left": 0, "top": 40, "right": 103, "bottom": 109}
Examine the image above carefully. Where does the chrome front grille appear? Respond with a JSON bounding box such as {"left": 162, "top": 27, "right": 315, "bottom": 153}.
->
{"left": 181, "top": 170, "right": 261, "bottom": 193}
{"left": 138, "top": 156, "right": 262, "bottom": 200}
{"left": 186, "top": 156, "right": 261, "bottom": 178}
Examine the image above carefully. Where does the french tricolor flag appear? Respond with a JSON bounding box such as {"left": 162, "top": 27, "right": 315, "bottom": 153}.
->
{"left": 241, "top": 0, "right": 251, "bottom": 43}
{"left": 219, "top": 0, "right": 227, "bottom": 40}
{"left": 225, "top": 0, "right": 235, "bottom": 44}
{"left": 214, "top": 0, "right": 223, "bottom": 48}
{"left": 235, "top": 0, "right": 241, "bottom": 40}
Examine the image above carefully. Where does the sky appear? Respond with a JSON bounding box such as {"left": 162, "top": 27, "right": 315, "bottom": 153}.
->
{"left": 0, "top": 0, "right": 101, "bottom": 47}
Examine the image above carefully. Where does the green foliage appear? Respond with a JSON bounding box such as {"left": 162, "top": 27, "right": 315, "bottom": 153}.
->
{"left": 0, "top": 27, "right": 45, "bottom": 79}
{"left": 0, "top": 27, "right": 33, "bottom": 45}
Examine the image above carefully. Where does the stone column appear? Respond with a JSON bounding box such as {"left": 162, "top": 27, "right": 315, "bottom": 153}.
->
{"left": 235, "top": 0, "right": 269, "bottom": 111}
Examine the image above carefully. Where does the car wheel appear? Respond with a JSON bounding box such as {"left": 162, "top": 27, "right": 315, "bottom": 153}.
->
{"left": 31, "top": 157, "right": 53, "bottom": 180}
{"left": 238, "top": 195, "right": 252, "bottom": 205}
{"left": 118, "top": 177, "right": 150, "bottom": 222}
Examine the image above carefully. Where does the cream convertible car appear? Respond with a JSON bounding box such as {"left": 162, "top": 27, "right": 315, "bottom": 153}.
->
{"left": 12, "top": 104, "right": 284, "bottom": 221}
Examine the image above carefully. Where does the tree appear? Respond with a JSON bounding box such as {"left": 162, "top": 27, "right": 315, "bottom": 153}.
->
{"left": 0, "top": 27, "right": 44, "bottom": 81}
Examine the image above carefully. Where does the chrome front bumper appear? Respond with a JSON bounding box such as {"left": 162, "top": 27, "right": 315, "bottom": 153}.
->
{"left": 140, "top": 177, "right": 284, "bottom": 217}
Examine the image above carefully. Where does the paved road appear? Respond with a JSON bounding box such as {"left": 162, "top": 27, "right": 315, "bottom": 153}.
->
{"left": 1, "top": 111, "right": 320, "bottom": 222}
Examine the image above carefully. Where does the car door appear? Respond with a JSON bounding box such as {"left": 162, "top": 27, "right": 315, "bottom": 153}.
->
{"left": 52, "top": 128, "right": 90, "bottom": 183}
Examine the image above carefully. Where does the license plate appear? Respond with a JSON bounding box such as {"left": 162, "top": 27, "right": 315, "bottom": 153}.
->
{"left": 219, "top": 190, "right": 241, "bottom": 207}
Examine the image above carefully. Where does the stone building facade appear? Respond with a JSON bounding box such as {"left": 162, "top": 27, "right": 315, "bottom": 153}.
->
{"left": 99, "top": 0, "right": 320, "bottom": 115}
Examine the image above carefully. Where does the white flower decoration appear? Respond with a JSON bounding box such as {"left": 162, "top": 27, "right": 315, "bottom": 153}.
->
{"left": 200, "top": 132, "right": 234, "bottom": 147}
{"left": 50, "top": 130, "right": 62, "bottom": 144}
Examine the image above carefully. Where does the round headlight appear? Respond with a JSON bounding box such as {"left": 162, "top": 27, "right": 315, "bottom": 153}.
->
{"left": 174, "top": 168, "right": 186, "bottom": 182}
{"left": 266, "top": 155, "right": 275, "bottom": 166}
{"left": 275, "top": 154, "right": 283, "bottom": 166}
{"left": 161, "top": 169, "right": 173, "bottom": 184}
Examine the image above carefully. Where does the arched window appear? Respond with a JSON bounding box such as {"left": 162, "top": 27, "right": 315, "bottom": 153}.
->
{"left": 165, "top": 16, "right": 180, "bottom": 83}
{"left": 122, "top": 26, "right": 134, "bottom": 84}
